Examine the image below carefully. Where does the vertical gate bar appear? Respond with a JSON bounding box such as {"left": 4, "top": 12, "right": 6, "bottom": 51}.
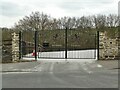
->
{"left": 37, "top": 31, "right": 39, "bottom": 58}
{"left": 97, "top": 31, "right": 99, "bottom": 60}
{"left": 35, "top": 31, "right": 38, "bottom": 61}
{"left": 19, "top": 31, "right": 22, "bottom": 60}
{"left": 65, "top": 27, "right": 67, "bottom": 59}
{"left": 19, "top": 31, "right": 21, "bottom": 60}
{"left": 94, "top": 33, "right": 96, "bottom": 59}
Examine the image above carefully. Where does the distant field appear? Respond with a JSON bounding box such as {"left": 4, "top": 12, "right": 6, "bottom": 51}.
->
{"left": 2, "top": 28, "right": 118, "bottom": 40}
{"left": 2, "top": 28, "right": 118, "bottom": 54}
{"left": 21, "top": 29, "right": 96, "bottom": 52}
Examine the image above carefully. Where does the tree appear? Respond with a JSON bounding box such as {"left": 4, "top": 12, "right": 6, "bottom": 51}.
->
{"left": 106, "top": 14, "right": 119, "bottom": 28}
{"left": 14, "top": 11, "right": 118, "bottom": 31}
{"left": 92, "top": 15, "right": 107, "bottom": 29}
{"left": 14, "top": 12, "right": 51, "bottom": 31}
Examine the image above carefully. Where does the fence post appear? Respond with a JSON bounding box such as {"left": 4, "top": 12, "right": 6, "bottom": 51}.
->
{"left": 94, "top": 33, "right": 96, "bottom": 59}
{"left": 97, "top": 31, "right": 99, "bottom": 60}
{"left": 19, "top": 31, "right": 22, "bottom": 60}
{"left": 65, "top": 27, "right": 68, "bottom": 59}
{"left": 35, "top": 31, "right": 38, "bottom": 61}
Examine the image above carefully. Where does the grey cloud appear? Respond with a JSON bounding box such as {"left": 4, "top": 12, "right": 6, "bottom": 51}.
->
{"left": 31, "top": 2, "right": 47, "bottom": 8}
{"left": 57, "top": 1, "right": 113, "bottom": 13}
{"left": 58, "top": 2, "right": 84, "bottom": 11}
{"left": 119, "top": 1, "right": 120, "bottom": 15}
{"left": 60, "top": 0, "right": 113, "bottom": 3}
{"left": 0, "top": 1, "right": 28, "bottom": 17}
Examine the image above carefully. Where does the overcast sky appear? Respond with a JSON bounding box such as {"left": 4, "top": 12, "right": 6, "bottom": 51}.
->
{"left": 0, "top": 0, "right": 119, "bottom": 28}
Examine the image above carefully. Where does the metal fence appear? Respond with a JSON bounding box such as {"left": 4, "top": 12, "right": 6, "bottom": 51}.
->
{"left": 20, "top": 29, "right": 98, "bottom": 60}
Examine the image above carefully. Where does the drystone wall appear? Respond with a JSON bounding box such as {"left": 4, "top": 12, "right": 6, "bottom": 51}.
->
{"left": 12, "top": 32, "right": 19, "bottom": 62}
{"left": 99, "top": 31, "right": 119, "bottom": 60}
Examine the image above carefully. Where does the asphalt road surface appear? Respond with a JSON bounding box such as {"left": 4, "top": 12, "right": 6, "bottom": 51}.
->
{"left": 2, "top": 60, "right": 118, "bottom": 88}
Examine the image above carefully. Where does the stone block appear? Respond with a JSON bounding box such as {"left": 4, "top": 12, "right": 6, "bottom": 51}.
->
{"left": 99, "top": 32, "right": 119, "bottom": 60}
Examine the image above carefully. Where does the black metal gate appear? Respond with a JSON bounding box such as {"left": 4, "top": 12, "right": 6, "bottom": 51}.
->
{"left": 20, "top": 29, "right": 97, "bottom": 59}
{"left": 37, "top": 29, "right": 97, "bottom": 59}
{"left": 38, "top": 29, "right": 65, "bottom": 59}
{"left": 20, "top": 30, "right": 35, "bottom": 58}
{"left": 67, "top": 29, "right": 97, "bottom": 59}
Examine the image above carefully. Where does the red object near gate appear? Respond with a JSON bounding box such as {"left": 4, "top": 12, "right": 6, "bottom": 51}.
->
{"left": 32, "top": 50, "right": 37, "bottom": 56}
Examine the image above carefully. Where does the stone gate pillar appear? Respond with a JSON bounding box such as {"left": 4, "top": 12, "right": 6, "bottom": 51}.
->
{"left": 99, "top": 31, "right": 118, "bottom": 60}
{"left": 12, "top": 32, "right": 20, "bottom": 62}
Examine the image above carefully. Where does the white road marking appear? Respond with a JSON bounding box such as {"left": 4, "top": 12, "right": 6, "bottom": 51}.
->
{"left": 80, "top": 63, "right": 93, "bottom": 74}
{"left": 2, "top": 72, "right": 32, "bottom": 74}
{"left": 97, "top": 64, "right": 102, "bottom": 68}
{"left": 49, "top": 63, "right": 54, "bottom": 74}
{"left": 33, "top": 64, "right": 42, "bottom": 72}
{"left": 48, "top": 63, "right": 80, "bottom": 88}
